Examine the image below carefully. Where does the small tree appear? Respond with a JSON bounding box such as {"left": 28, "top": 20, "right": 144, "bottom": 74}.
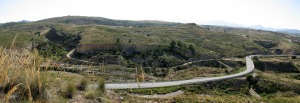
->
{"left": 188, "top": 44, "right": 196, "bottom": 55}
{"left": 128, "top": 39, "right": 132, "bottom": 43}
{"left": 116, "top": 38, "right": 121, "bottom": 43}
{"left": 177, "top": 41, "right": 182, "bottom": 47}
{"left": 169, "top": 40, "right": 176, "bottom": 51}
{"left": 225, "top": 69, "right": 229, "bottom": 74}
{"left": 246, "top": 75, "right": 253, "bottom": 89}
{"left": 253, "top": 56, "right": 259, "bottom": 61}
{"left": 141, "top": 51, "right": 147, "bottom": 59}
{"left": 170, "top": 40, "right": 176, "bottom": 47}
{"left": 246, "top": 75, "right": 253, "bottom": 82}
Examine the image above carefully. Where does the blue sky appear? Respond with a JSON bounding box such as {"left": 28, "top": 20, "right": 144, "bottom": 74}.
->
{"left": 0, "top": 0, "right": 299, "bottom": 29}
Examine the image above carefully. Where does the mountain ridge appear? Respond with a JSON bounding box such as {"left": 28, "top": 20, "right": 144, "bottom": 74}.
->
{"left": 1, "top": 16, "right": 299, "bottom": 36}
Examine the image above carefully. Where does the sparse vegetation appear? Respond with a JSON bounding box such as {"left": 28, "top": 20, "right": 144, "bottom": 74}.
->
{"left": 78, "top": 78, "right": 88, "bottom": 91}
{"left": 1, "top": 16, "right": 300, "bottom": 102}
{"left": 0, "top": 34, "right": 106, "bottom": 102}
{"left": 97, "top": 78, "right": 105, "bottom": 95}
{"left": 84, "top": 90, "right": 96, "bottom": 99}
{"left": 36, "top": 41, "right": 67, "bottom": 60}
{"left": 64, "top": 83, "right": 76, "bottom": 98}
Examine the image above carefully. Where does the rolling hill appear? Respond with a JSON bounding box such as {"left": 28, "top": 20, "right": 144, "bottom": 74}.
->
{"left": 1, "top": 16, "right": 300, "bottom": 102}
{"left": 38, "top": 16, "right": 180, "bottom": 27}
{"left": 0, "top": 16, "right": 300, "bottom": 67}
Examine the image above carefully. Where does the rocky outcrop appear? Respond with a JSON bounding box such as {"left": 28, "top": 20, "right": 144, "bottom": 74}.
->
{"left": 45, "top": 28, "right": 81, "bottom": 50}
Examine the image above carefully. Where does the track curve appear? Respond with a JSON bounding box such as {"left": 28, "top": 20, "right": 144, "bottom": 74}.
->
{"left": 67, "top": 49, "right": 298, "bottom": 89}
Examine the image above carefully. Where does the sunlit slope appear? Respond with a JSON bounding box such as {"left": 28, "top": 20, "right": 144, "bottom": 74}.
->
{"left": 203, "top": 25, "right": 300, "bottom": 55}
{"left": 0, "top": 16, "right": 299, "bottom": 57}
{"left": 43, "top": 23, "right": 267, "bottom": 57}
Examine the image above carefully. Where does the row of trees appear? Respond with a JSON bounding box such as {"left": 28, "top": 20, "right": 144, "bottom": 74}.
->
{"left": 74, "top": 38, "right": 198, "bottom": 68}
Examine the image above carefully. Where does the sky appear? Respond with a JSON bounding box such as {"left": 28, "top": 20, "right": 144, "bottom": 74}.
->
{"left": 0, "top": 0, "right": 300, "bottom": 30}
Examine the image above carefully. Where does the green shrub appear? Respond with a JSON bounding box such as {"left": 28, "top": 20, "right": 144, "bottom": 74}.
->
{"left": 246, "top": 75, "right": 253, "bottom": 81}
{"left": 246, "top": 74, "right": 253, "bottom": 88}
{"left": 292, "top": 75, "right": 300, "bottom": 80}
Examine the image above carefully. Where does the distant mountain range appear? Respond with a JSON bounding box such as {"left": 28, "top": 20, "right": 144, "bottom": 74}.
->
{"left": 0, "top": 16, "right": 180, "bottom": 29}
{"left": 17, "top": 20, "right": 31, "bottom": 23}
{"left": 37, "top": 16, "right": 179, "bottom": 27}
{"left": 2, "top": 18, "right": 300, "bottom": 36}
{"left": 249, "top": 24, "right": 300, "bottom": 36}
{"left": 202, "top": 20, "right": 246, "bottom": 28}
{"left": 201, "top": 20, "right": 300, "bottom": 36}
{"left": 0, "top": 20, "right": 32, "bottom": 28}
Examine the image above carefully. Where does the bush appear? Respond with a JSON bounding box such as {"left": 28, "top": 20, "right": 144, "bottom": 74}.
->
{"left": 246, "top": 74, "right": 253, "bottom": 88}
{"left": 64, "top": 83, "right": 76, "bottom": 98}
{"left": 78, "top": 78, "right": 88, "bottom": 91}
{"left": 83, "top": 77, "right": 105, "bottom": 99}
{"left": 84, "top": 91, "right": 96, "bottom": 99}
{"left": 246, "top": 75, "right": 253, "bottom": 82}
{"left": 292, "top": 75, "right": 300, "bottom": 80}
{"left": 0, "top": 48, "right": 49, "bottom": 102}
{"left": 25, "top": 76, "right": 49, "bottom": 101}
{"left": 2, "top": 75, "right": 49, "bottom": 101}
{"left": 97, "top": 78, "right": 105, "bottom": 95}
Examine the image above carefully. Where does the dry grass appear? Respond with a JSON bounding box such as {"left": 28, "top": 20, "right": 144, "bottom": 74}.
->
{"left": 3, "top": 83, "right": 22, "bottom": 102}
{"left": 77, "top": 78, "right": 88, "bottom": 91}
{"left": 64, "top": 83, "right": 76, "bottom": 98}
{"left": 118, "top": 93, "right": 300, "bottom": 103}
{"left": 260, "top": 72, "right": 300, "bottom": 85}
{"left": 165, "top": 66, "right": 226, "bottom": 80}
{"left": 0, "top": 34, "right": 108, "bottom": 102}
{"left": 172, "top": 94, "right": 300, "bottom": 103}
{"left": 0, "top": 34, "right": 48, "bottom": 102}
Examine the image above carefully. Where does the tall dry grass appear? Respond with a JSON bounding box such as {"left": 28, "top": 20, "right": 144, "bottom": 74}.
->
{"left": 0, "top": 34, "right": 48, "bottom": 102}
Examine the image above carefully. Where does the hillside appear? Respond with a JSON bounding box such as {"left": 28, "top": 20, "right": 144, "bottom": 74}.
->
{"left": 0, "top": 29, "right": 36, "bottom": 48}
{"left": 202, "top": 25, "right": 300, "bottom": 54}
{"left": 0, "top": 16, "right": 300, "bottom": 67}
{"left": 1, "top": 16, "right": 300, "bottom": 102}
{"left": 38, "top": 16, "right": 180, "bottom": 27}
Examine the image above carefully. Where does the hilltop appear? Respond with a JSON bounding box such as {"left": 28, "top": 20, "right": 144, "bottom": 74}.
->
{"left": 37, "top": 16, "right": 180, "bottom": 27}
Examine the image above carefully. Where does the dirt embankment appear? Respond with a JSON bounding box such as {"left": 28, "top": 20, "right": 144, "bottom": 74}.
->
{"left": 254, "top": 60, "right": 299, "bottom": 73}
